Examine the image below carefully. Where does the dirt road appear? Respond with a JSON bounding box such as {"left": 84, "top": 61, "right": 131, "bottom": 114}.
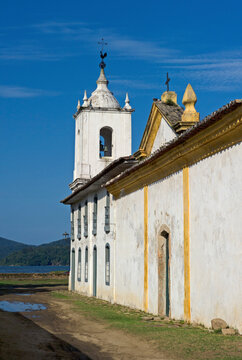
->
{"left": 0, "top": 284, "right": 167, "bottom": 360}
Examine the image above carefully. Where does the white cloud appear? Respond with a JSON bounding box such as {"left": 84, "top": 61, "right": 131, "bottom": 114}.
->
{"left": 110, "top": 77, "right": 159, "bottom": 90}
{"left": 0, "top": 21, "right": 241, "bottom": 92}
{"left": 0, "top": 86, "right": 60, "bottom": 98}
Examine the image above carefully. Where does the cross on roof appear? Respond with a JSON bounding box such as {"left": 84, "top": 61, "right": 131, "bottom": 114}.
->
{"left": 62, "top": 232, "right": 69, "bottom": 239}
{"left": 165, "top": 72, "right": 170, "bottom": 92}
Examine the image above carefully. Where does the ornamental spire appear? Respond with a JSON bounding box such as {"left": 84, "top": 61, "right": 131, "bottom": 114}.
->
{"left": 82, "top": 90, "right": 88, "bottom": 107}
{"left": 123, "top": 92, "right": 132, "bottom": 110}
{"left": 181, "top": 84, "right": 199, "bottom": 122}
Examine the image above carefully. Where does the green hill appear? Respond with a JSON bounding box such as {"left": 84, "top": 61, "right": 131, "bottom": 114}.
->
{"left": 0, "top": 237, "right": 31, "bottom": 260}
{"left": 0, "top": 238, "right": 70, "bottom": 266}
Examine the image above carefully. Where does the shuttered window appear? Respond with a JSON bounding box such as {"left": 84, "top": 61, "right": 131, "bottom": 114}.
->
{"left": 77, "top": 205, "right": 81, "bottom": 239}
{"left": 84, "top": 201, "right": 88, "bottom": 238}
{"left": 92, "top": 195, "right": 98, "bottom": 236}
{"left": 71, "top": 209, "right": 74, "bottom": 242}
{"left": 85, "top": 246, "right": 88, "bottom": 282}
{"left": 77, "top": 248, "right": 81, "bottom": 282}
{"left": 105, "top": 244, "right": 110, "bottom": 286}
{"left": 104, "top": 192, "right": 110, "bottom": 233}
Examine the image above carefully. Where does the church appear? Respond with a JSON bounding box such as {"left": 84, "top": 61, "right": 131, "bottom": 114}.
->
{"left": 61, "top": 54, "right": 242, "bottom": 333}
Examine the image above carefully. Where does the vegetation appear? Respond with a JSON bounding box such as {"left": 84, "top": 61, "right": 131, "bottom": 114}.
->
{"left": 0, "top": 237, "right": 30, "bottom": 260}
{"left": 165, "top": 99, "right": 176, "bottom": 106}
{"left": 52, "top": 291, "right": 242, "bottom": 360}
{"left": 0, "top": 238, "right": 70, "bottom": 266}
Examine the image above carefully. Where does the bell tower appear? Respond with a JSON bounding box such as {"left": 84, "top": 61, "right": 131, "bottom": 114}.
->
{"left": 70, "top": 52, "right": 134, "bottom": 191}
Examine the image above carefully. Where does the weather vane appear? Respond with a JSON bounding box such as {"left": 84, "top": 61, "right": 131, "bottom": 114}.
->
{"left": 98, "top": 38, "right": 108, "bottom": 69}
{"left": 165, "top": 72, "right": 170, "bottom": 92}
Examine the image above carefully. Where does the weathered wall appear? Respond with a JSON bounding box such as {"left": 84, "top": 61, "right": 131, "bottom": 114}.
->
{"left": 115, "top": 189, "right": 145, "bottom": 309}
{"left": 151, "top": 118, "right": 176, "bottom": 153}
{"left": 189, "top": 144, "right": 242, "bottom": 332}
{"left": 148, "top": 171, "right": 184, "bottom": 318}
{"left": 74, "top": 110, "right": 132, "bottom": 180}
{"left": 70, "top": 188, "right": 115, "bottom": 302}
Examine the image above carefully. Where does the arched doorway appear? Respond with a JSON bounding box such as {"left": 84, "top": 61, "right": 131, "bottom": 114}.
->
{"left": 158, "top": 227, "right": 170, "bottom": 317}
{"left": 71, "top": 248, "right": 75, "bottom": 291}
{"left": 93, "top": 246, "right": 97, "bottom": 297}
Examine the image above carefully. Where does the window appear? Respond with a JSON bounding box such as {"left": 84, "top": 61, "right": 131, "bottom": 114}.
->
{"left": 85, "top": 246, "right": 88, "bottom": 282}
{"left": 92, "top": 195, "right": 98, "bottom": 236}
{"left": 77, "top": 248, "right": 81, "bottom": 282}
{"left": 105, "top": 243, "right": 110, "bottom": 286}
{"left": 77, "top": 205, "right": 81, "bottom": 239}
{"left": 84, "top": 201, "right": 88, "bottom": 237}
{"left": 99, "top": 127, "right": 112, "bottom": 158}
{"left": 71, "top": 209, "right": 74, "bottom": 242}
{"left": 104, "top": 192, "right": 110, "bottom": 233}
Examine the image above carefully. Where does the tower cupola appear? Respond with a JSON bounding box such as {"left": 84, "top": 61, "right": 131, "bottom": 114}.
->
{"left": 71, "top": 51, "right": 133, "bottom": 191}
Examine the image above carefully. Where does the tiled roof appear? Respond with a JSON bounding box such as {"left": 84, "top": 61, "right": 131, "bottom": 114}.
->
{"left": 106, "top": 99, "right": 242, "bottom": 186}
{"left": 61, "top": 156, "right": 137, "bottom": 204}
{"left": 155, "top": 100, "right": 184, "bottom": 127}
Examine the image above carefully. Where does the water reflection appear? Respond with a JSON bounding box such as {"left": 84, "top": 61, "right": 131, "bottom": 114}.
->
{"left": 0, "top": 300, "right": 46, "bottom": 312}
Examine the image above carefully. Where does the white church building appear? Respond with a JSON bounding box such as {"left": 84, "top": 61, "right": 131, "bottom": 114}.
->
{"left": 61, "top": 55, "right": 242, "bottom": 333}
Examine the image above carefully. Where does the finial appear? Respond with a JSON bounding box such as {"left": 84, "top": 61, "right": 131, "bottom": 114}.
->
{"left": 98, "top": 38, "right": 108, "bottom": 69}
{"left": 182, "top": 84, "right": 199, "bottom": 123}
{"left": 82, "top": 90, "right": 89, "bottom": 107}
{"left": 77, "top": 99, "right": 81, "bottom": 110}
{"left": 123, "top": 92, "right": 131, "bottom": 110}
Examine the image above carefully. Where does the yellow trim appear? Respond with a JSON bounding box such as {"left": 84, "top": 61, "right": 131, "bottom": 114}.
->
{"left": 183, "top": 167, "right": 191, "bottom": 321}
{"left": 135, "top": 104, "right": 162, "bottom": 159}
{"left": 107, "top": 107, "right": 242, "bottom": 198}
{"left": 144, "top": 185, "right": 148, "bottom": 312}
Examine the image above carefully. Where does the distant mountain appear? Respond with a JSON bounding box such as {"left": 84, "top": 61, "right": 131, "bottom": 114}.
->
{"left": 0, "top": 238, "right": 70, "bottom": 266}
{"left": 0, "top": 237, "right": 31, "bottom": 260}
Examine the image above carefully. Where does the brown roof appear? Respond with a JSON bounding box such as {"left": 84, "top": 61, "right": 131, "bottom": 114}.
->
{"left": 61, "top": 156, "right": 138, "bottom": 205}
{"left": 106, "top": 99, "right": 242, "bottom": 187}
{"left": 155, "top": 100, "right": 184, "bottom": 127}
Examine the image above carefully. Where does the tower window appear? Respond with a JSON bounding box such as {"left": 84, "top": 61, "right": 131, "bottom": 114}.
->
{"left": 99, "top": 127, "right": 112, "bottom": 158}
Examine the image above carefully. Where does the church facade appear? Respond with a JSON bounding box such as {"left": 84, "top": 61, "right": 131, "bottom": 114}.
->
{"left": 61, "top": 59, "right": 242, "bottom": 333}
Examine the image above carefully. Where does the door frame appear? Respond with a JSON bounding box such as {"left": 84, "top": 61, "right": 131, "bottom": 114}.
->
{"left": 71, "top": 248, "right": 75, "bottom": 291}
{"left": 158, "top": 225, "right": 171, "bottom": 317}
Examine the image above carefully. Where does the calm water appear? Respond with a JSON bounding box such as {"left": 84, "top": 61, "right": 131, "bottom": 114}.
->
{"left": 0, "top": 300, "right": 46, "bottom": 312}
{"left": 0, "top": 265, "right": 69, "bottom": 274}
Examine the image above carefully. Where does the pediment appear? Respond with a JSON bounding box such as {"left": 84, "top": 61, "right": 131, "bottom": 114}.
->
{"left": 134, "top": 101, "right": 181, "bottom": 160}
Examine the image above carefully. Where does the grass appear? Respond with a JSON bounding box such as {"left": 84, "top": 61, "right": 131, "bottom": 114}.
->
{"left": 0, "top": 278, "right": 68, "bottom": 286}
{"left": 52, "top": 291, "right": 242, "bottom": 360}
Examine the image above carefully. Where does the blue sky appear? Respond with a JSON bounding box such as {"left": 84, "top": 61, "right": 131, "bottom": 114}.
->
{"left": 0, "top": 0, "right": 241, "bottom": 245}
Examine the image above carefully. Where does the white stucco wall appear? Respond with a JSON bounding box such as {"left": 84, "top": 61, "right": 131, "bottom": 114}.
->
{"left": 69, "top": 188, "right": 115, "bottom": 302}
{"left": 148, "top": 171, "right": 184, "bottom": 318}
{"left": 115, "top": 189, "right": 145, "bottom": 309}
{"left": 74, "top": 109, "right": 132, "bottom": 180}
{"left": 151, "top": 118, "right": 176, "bottom": 153}
{"left": 189, "top": 144, "right": 242, "bottom": 332}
